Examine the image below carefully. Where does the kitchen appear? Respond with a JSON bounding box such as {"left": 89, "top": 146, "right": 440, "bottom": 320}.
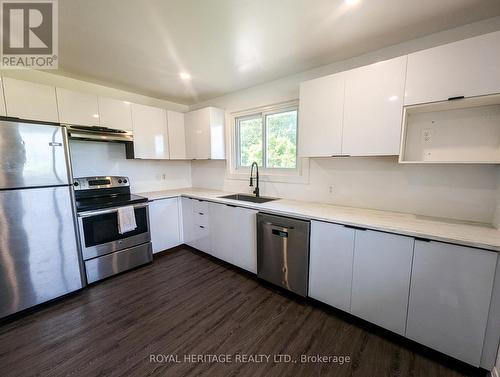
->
{"left": 1, "top": 1, "right": 500, "bottom": 376}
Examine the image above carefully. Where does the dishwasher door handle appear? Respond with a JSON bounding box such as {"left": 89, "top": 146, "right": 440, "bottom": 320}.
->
{"left": 271, "top": 228, "right": 289, "bottom": 238}
{"left": 262, "top": 221, "right": 294, "bottom": 232}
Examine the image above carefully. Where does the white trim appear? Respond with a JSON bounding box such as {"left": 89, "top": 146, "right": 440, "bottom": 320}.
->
{"left": 226, "top": 100, "right": 310, "bottom": 184}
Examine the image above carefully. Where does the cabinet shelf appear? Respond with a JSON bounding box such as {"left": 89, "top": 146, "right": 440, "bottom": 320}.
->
{"left": 399, "top": 94, "right": 500, "bottom": 164}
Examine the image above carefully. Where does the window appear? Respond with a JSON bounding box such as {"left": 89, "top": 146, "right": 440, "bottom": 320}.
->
{"left": 236, "top": 107, "right": 298, "bottom": 169}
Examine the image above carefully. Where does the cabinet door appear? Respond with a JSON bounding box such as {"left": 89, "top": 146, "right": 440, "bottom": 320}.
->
{"left": 229, "top": 206, "right": 258, "bottom": 273}
{"left": 351, "top": 229, "right": 413, "bottom": 335}
{"left": 309, "top": 221, "right": 354, "bottom": 312}
{"left": 98, "top": 97, "right": 133, "bottom": 131}
{"left": 185, "top": 108, "right": 211, "bottom": 159}
{"left": 56, "top": 88, "right": 99, "bottom": 126}
{"left": 208, "top": 107, "right": 225, "bottom": 159}
{"left": 208, "top": 203, "right": 233, "bottom": 263}
{"left": 342, "top": 56, "right": 407, "bottom": 156}
{"left": 405, "top": 31, "right": 500, "bottom": 106}
{"left": 3, "top": 77, "right": 58, "bottom": 122}
{"left": 181, "top": 197, "right": 195, "bottom": 247}
{"left": 131, "top": 103, "right": 169, "bottom": 159}
{"left": 149, "top": 198, "right": 181, "bottom": 254}
{"left": 209, "top": 203, "right": 257, "bottom": 272}
{"left": 0, "top": 78, "right": 6, "bottom": 116}
{"left": 167, "top": 110, "right": 186, "bottom": 159}
{"left": 298, "top": 73, "right": 345, "bottom": 157}
{"left": 406, "top": 241, "right": 497, "bottom": 366}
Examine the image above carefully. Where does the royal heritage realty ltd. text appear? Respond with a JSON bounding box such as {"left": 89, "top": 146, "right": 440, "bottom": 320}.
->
{"left": 149, "top": 354, "right": 351, "bottom": 365}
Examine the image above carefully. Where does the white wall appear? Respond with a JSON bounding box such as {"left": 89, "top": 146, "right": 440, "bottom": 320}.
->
{"left": 70, "top": 141, "right": 191, "bottom": 193}
{"left": 189, "top": 17, "right": 500, "bottom": 224}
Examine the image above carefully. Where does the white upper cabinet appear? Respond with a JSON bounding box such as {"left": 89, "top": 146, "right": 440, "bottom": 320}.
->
{"left": 342, "top": 56, "right": 407, "bottom": 156}
{"left": 351, "top": 229, "right": 414, "bottom": 336}
{"left": 309, "top": 221, "right": 355, "bottom": 312}
{"left": 167, "top": 110, "right": 186, "bottom": 159}
{"left": 98, "top": 97, "right": 133, "bottom": 131}
{"left": 405, "top": 31, "right": 500, "bottom": 106}
{"left": 185, "top": 106, "right": 225, "bottom": 160}
{"left": 406, "top": 241, "right": 497, "bottom": 366}
{"left": 3, "top": 77, "right": 59, "bottom": 122}
{"left": 56, "top": 88, "right": 99, "bottom": 126}
{"left": 131, "top": 103, "right": 169, "bottom": 159}
{"left": 298, "top": 72, "right": 345, "bottom": 157}
{"left": 0, "top": 78, "right": 6, "bottom": 116}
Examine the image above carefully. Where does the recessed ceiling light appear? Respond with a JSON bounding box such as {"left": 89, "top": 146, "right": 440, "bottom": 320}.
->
{"left": 345, "top": 0, "right": 360, "bottom": 5}
{"left": 179, "top": 72, "right": 191, "bottom": 80}
{"left": 389, "top": 95, "right": 399, "bottom": 101}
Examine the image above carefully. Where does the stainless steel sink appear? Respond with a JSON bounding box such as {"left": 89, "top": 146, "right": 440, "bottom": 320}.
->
{"left": 219, "top": 193, "right": 279, "bottom": 204}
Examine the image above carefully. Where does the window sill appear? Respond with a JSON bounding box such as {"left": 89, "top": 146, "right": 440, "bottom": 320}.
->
{"left": 226, "top": 159, "right": 310, "bottom": 184}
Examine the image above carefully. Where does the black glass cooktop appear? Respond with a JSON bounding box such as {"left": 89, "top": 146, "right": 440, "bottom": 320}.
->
{"left": 76, "top": 194, "right": 148, "bottom": 212}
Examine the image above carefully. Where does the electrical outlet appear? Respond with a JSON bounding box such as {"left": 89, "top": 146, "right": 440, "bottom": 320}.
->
{"left": 162, "top": 173, "right": 166, "bottom": 180}
{"left": 422, "top": 128, "right": 432, "bottom": 144}
{"left": 328, "top": 185, "right": 334, "bottom": 194}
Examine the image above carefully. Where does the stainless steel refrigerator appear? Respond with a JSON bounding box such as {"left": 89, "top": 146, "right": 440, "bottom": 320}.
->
{"left": 0, "top": 118, "right": 85, "bottom": 319}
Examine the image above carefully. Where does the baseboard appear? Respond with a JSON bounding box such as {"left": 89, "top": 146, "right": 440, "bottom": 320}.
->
{"left": 491, "top": 366, "right": 499, "bottom": 377}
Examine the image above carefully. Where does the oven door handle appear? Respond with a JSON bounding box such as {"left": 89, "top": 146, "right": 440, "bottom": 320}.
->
{"left": 77, "top": 203, "right": 149, "bottom": 218}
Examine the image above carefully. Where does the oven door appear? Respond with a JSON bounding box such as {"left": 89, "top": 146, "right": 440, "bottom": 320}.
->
{"left": 77, "top": 203, "right": 151, "bottom": 260}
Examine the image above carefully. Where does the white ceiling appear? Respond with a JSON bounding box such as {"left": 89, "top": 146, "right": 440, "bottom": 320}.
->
{"left": 58, "top": 0, "right": 500, "bottom": 105}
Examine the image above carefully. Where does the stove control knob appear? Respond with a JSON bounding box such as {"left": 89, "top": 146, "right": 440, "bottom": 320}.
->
{"left": 123, "top": 179, "right": 128, "bottom": 184}
{"left": 73, "top": 181, "right": 79, "bottom": 187}
{"left": 118, "top": 179, "right": 122, "bottom": 184}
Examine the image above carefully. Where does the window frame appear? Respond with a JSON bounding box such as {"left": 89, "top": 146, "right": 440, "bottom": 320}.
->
{"left": 227, "top": 100, "right": 309, "bottom": 185}
{"left": 235, "top": 103, "right": 299, "bottom": 171}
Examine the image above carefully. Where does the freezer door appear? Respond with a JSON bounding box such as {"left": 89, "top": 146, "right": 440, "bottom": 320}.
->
{"left": 0, "top": 120, "right": 70, "bottom": 189}
{"left": 0, "top": 186, "right": 85, "bottom": 318}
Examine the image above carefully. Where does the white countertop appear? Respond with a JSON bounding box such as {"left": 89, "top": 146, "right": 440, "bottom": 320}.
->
{"left": 137, "top": 187, "right": 500, "bottom": 252}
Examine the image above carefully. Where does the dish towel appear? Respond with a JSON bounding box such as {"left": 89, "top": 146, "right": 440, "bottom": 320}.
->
{"left": 117, "top": 206, "right": 137, "bottom": 234}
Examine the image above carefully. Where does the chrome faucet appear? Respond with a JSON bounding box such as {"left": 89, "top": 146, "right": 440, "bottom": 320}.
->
{"left": 249, "top": 162, "right": 260, "bottom": 198}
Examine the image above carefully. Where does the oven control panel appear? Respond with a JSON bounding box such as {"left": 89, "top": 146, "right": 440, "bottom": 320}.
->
{"left": 73, "top": 176, "right": 130, "bottom": 190}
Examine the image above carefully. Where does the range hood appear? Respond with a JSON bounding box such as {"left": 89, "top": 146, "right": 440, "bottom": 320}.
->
{"left": 66, "top": 125, "right": 133, "bottom": 143}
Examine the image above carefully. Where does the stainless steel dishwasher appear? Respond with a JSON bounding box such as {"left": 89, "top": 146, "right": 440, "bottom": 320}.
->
{"left": 257, "top": 213, "right": 310, "bottom": 296}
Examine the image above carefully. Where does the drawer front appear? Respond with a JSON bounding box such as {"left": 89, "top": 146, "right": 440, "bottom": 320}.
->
{"left": 194, "top": 212, "right": 209, "bottom": 228}
{"left": 193, "top": 199, "right": 209, "bottom": 214}
{"left": 85, "top": 242, "right": 152, "bottom": 284}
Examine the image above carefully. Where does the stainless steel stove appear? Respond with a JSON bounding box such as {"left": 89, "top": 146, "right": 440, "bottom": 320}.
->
{"left": 74, "top": 176, "right": 152, "bottom": 284}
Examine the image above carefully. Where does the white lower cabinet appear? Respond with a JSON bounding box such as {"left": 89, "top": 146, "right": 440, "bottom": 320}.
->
{"left": 308, "top": 221, "right": 355, "bottom": 312}
{"left": 190, "top": 199, "right": 211, "bottom": 254}
{"left": 181, "top": 197, "right": 195, "bottom": 246}
{"left": 181, "top": 197, "right": 210, "bottom": 252}
{"left": 149, "top": 198, "right": 181, "bottom": 254}
{"left": 406, "top": 240, "right": 497, "bottom": 366}
{"left": 209, "top": 202, "right": 258, "bottom": 273}
{"left": 208, "top": 203, "right": 233, "bottom": 263}
{"left": 350, "top": 229, "right": 414, "bottom": 335}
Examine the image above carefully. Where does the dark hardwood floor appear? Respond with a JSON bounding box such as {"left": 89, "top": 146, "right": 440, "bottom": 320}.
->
{"left": 0, "top": 248, "right": 485, "bottom": 377}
